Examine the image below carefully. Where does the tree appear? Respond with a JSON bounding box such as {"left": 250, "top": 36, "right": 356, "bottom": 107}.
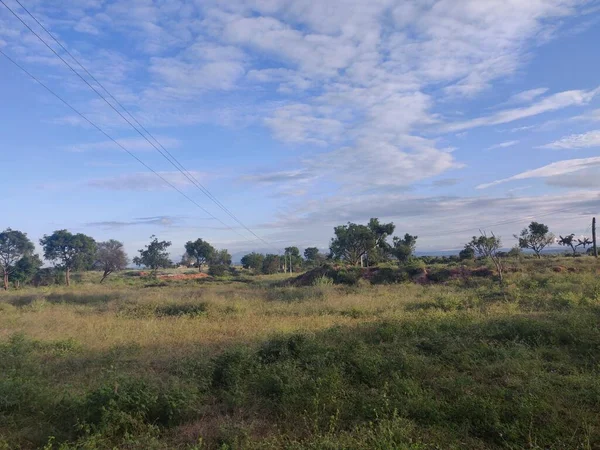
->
{"left": 558, "top": 234, "right": 577, "bottom": 254}
{"left": 391, "top": 233, "right": 418, "bottom": 263}
{"left": 12, "top": 254, "right": 43, "bottom": 288}
{"left": 577, "top": 237, "right": 592, "bottom": 251}
{"left": 367, "top": 218, "right": 396, "bottom": 263}
{"left": 284, "top": 246, "right": 303, "bottom": 272}
{"left": 330, "top": 223, "right": 376, "bottom": 266}
{"left": 459, "top": 246, "right": 475, "bottom": 261}
{"left": 262, "top": 254, "right": 281, "bottom": 274}
{"left": 209, "top": 249, "right": 232, "bottom": 277}
{"left": 0, "top": 228, "right": 35, "bottom": 290}
{"left": 515, "top": 222, "right": 554, "bottom": 258}
{"left": 467, "top": 231, "right": 504, "bottom": 283}
{"left": 304, "top": 247, "right": 320, "bottom": 261}
{"left": 241, "top": 252, "right": 264, "bottom": 271}
{"left": 184, "top": 238, "right": 215, "bottom": 272}
{"left": 96, "top": 240, "right": 128, "bottom": 283}
{"left": 132, "top": 235, "right": 171, "bottom": 274}
{"left": 40, "top": 230, "right": 96, "bottom": 286}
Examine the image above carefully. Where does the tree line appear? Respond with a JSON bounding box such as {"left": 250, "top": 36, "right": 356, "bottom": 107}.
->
{"left": 0, "top": 219, "right": 594, "bottom": 289}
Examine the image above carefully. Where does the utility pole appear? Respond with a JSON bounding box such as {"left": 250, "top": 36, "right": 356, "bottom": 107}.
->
{"left": 593, "top": 217, "right": 598, "bottom": 258}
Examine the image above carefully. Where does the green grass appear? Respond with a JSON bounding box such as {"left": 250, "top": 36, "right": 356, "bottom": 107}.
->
{"left": 1, "top": 258, "right": 599, "bottom": 449}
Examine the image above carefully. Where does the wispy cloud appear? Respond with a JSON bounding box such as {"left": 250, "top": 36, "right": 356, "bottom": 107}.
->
{"left": 86, "top": 171, "right": 205, "bottom": 191}
{"left": 487, "top": 140, "right": 520, "bottom": 150}
{"left": 477, "top": 156, "right": 600, "bottom": 189}
{"left": 540, "top": 130, "right": 600, "bottom": 149}
{"left": 86, "top": 216, "right": 184, "bottom": 229}
{"left": 443, "top": 87, "right": 599, "bottom": 133}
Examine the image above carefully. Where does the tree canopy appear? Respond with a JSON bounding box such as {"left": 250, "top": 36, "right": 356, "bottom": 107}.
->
{"left": 0, "top": 228, "right": 36, "bottom": 290}
{"left": 184, "top": 238, "right": 215, "bottom": 272}
{"left": 330, "top": 222, "right": 377, "bottom": 266}
{"left": 40, "top": 230, "right": 96, "bottom": 286}
{"left": 132, "top": 236, "right": 172, "bottom": 273}
{"left": 241, "top": 252, "right": 264, "bottom": 271}
{"left": 391, "top": 234, "right": 418, "bottom": 262}
{"left": 515, "top": 222, "right": 554, "bottom": 258}
{"left": 96, "top": 240, "right": 128, "bottom": 283}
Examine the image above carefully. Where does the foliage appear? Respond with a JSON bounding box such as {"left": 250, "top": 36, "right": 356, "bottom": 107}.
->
{"left": 262, "top": 254, "right": 281, "bottom": 274}
{"left": 458, "top": 246, "right": 475, "bottom": 261}
{"left": 209, "top": 249, "right": 232, "bottom": 277}
{"left": 11, "top": 254, "right": 43, "bottom": 287}
{"left": 96, "top": 240, "right": 128, "bottom": 283}
{"left": 40, "top": 230, "right": 96, "bottom": 286}
{"left": 241, "top": 252, "right": 265, "bottom": 271}
{"left": 0, "top": 228, "right": 35, "bottom": 290}
{"left": 184, "top": 238, "right": 215, "bottom": 271}
{"left": 284, "top": 246, "right": 303, "bottom": 272}
{"left": 303, "top": 247, "right": 320, "bottom": 262}
{"left": 132, "top": 236, "right": 172, "bottom": 273}
{"left": 515, "top": 221, "right": 555, "bottom": 258}
{"left": 367, "top": 218, "right": 396, "bottom": 263}
{"left": 391, "top": 233, "right": 418, "bottom": 263}
{"left": 330, "top": 222, "right": 376, "bottom": 266}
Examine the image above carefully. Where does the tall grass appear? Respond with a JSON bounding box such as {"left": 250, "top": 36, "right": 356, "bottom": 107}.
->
{"left": 1, "top": 259, "right": 599, "bottom": 449}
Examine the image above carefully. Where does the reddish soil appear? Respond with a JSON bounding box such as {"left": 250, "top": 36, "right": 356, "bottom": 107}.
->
{"left": 158, "top": 273, "right": 211, "bottom": 280}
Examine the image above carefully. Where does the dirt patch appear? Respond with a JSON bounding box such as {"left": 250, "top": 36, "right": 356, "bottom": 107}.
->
{"left": 158, "top": 273, "right": 211, "bottom": 280}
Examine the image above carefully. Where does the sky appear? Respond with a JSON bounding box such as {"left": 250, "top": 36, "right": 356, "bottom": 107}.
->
{"left": 1, "top": 0, "right": 600, "bottom": 261}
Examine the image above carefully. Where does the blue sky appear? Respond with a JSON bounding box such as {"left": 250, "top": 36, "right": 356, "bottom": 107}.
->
{"left": 1, "top": 0, "right": 600, "bottom": 261}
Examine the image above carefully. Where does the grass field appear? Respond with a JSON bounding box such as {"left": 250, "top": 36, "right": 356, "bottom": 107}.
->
{"left": 1, "top": 258, "right": 600, "bottom": 449}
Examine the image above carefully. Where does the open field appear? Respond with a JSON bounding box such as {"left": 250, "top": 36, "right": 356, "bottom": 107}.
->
{"left": 1, "top": 257, "right": 600, "bottom": 449}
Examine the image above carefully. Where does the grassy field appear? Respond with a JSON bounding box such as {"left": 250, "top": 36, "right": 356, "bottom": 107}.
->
{"left": 1, "top": 258, "right": 600, "bottom": 449}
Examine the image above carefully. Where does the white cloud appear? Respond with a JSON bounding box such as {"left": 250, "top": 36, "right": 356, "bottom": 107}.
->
{"left": 477, "top": 156, "right": 600, "bottom": 189}
{"left": 444, "top": 87, "right": 599, "bottom": 132}
{"left": 504, "top": 88, "right": 549, "bottom": 105}
{"left": 487, "top": 140, "right": 520, "bottom": 150}
{"left": 540, "top": 130, "right": 600, "bottom": 149}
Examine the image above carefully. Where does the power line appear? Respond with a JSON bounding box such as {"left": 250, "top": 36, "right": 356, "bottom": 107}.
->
{"left": 0, "top": 48, "right": 260, "bottom": 244}
{"left": 2, "top": 0, "right": 274, "bottom": 249}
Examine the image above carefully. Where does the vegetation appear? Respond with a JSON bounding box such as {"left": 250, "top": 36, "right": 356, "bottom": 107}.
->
{"left": 39, "top": 230, "right": 96, "bottom": 286}
{"left": 133, "top": 236, "right": 172, "bottom": 274}
{"left": 515, "top": 222, "right": 555, "bottom": 259}
{"left": 95, "top": 240, "right": 128, "bottom": 283}
{"left": 184, "top": 239, "right": 215, "bottom": 272}
{"left": 1, "top": 256, "right": 600, "bottom": 449}
{"left": 0, "top": 228, "right": 35, "bottom": 290}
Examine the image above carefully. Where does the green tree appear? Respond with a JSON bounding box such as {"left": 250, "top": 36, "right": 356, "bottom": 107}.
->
{"left": 12, "top": 254, "right": 43, "bottom": 288}
{"left": 184, "top": 238, "right": 215, "bottom": 272}
{"left": 241, "top": 252, "right": 264, "bottom": 271}
{"left": 304, "top": 247, "right": 320, "bottom": 261}
{"left": 132, "top": 235, "right": 172, "bottom": 274}
{"left": 96, "top": 240, "right": 128, "bottom": 283}
{"left": 262, "top": 254, "right": 281, "bottom": 274}
{"left": 209, "top": 249, "right": 232, "bottom": 277}
{"left": 466, "top": 232, "right": 504, "bottom": 283}
{"left": 0, "top": 228, "right": 35, "bottom": 290}
{"left": 391, "top": 233, "right": 418, "bottom": 263}
{"left": 515, "top": 222, "right": 554, "bottom": 258}
{"left": 367, "top": 218, "right": 396, "bottom": 263}
{"left": 459, "top": 246, "right": 475, "bottom": 261}
{"left": 284, "top": 246, "right": 303, "bottom": 272}
{"left": 40, "top": 230, "right": 96, "bottom": 286}
{"left": 557, "top": 234, "right": 577, "bottom": 254}
{"left": 330, "top": 223, "right": 376, "bottom": 266}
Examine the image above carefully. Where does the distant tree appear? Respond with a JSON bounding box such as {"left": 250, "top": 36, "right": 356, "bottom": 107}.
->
{"left": 507, "top": 246, "right": 522, "bottom": 258}
{"left": 184, "top": 238, "right": 215, "bottom": 272}
{"left": 367, "top": 218, "right": 396, "bottom": 263}
{"left": 459, "top": 246, "right": 475, "bottom": 261}
{"left": 132, "top": 235, "right": 171, "bottom": 274}
{"left": 262, "top": 254, "right": 281, "bottom": 274}
{"left": 284, "top": 246, "right": 303, "bottom": 272}
{"left": 304, "top": 247, "right": 320, "bottom": 261}
{"left": 391, "top": 233, "right": 418, "bottom": 263}
{"left": 467, "top": 231, "right": 504, "bottom": 283}
{"left": 330, "top": 222, "right": 376, "bottom": 266}
{"left": 577, "top": 237, "right": 592, "bottom": 251}
{"left": 0, "top": 228, "right": 35, "bottom": 290}
{"left": 241, "top": 252, "right": 264, "bottom": 271}
{"left": 179, "top": 253, "right": 194, "bottom": 267}
{"left": 515, "top": 222, "right": 554, "bottom": 259}
{"left": 40, "top": 230, "right": 96, "bottom": 286}
{"left": 209, "top": 249, "right": 232, "bottom": 277}
{"left": 12, "top": 254, "right": 43, "bottom": 288}
{"left": 558, "top": 234, "right": 577, "bottom": 254}
{"left": 96, "top": 240, "right": 128, "bottom": 283}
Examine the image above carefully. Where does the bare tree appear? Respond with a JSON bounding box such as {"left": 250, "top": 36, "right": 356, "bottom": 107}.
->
{"left": 467, "top": 231, "right": 504, "bottom": 283}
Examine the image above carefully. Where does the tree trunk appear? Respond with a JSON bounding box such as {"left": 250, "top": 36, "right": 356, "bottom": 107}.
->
{"left": 3, "top": 272, "right": 8, "bottom": 291}
{"left": 66, "top": 267, "right": 71, "bottom": 286}
{"left": 198, "top": 262, "right": 202, "bottom": 273}
{"left": 100, "top": 270, "right": 110, "bottom": 283}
